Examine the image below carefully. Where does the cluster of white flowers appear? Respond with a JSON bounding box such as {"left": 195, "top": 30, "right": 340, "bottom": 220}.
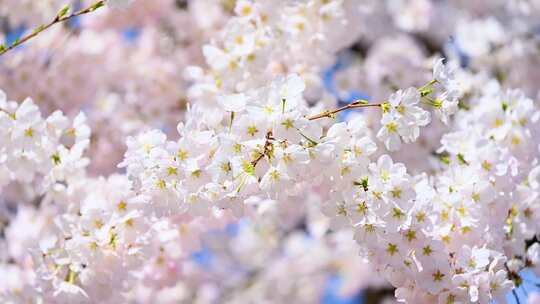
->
{"left": 374, "top": 59, "right": 460, "bottom": 151}
{"left": 1, "top": 0, "right": 540, "bottom": 303}
{"left": 2, "top": 58, "right": 537, "bottom": 303}
{"left": 31, "top": 175, "right": 149, "bottom": 302}
{"left": 120, "top": 62, "right": 456, "bottom": 219}
{"left": 115, "top": 59, "right": 536, "bottom": 302}
{"left": 187, "top": 0, "right": 363, "bottom": 102}
{"left": 0, "top": 91, "right": 90, "bottom": 193}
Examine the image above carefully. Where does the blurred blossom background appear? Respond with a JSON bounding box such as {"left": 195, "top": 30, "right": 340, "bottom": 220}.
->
{"left": 1, "top": 0, "right": 540, "bottom": 303}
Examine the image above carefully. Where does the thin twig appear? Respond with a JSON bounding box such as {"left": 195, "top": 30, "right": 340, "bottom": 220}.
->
{"left": 307, "top": 100, "right": 382, "bottom": 120}
{"left": 512, "top": 288, "right": 521, "bottom": 304}
{"left": 0, "top": 1, "right": 107, "bottom": 56}
{"left": 251, "top": 131, "right": 274, "bottom": 167}
{"left": 306, "top": 78, "right": 442, "bottom": 121}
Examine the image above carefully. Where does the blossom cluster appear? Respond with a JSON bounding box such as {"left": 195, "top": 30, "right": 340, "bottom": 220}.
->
{"left": 1, "top": 0, "right": 540, "bottom": 304}
{"left": 188, "top": 0, "right": 363, "bottom": 100}
{"left": 0, "top": 92, "right": 90, "bottom": 193}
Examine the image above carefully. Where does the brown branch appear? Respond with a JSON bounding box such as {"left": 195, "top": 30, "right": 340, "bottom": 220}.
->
{"left": 307, "top": 100, "right": 382, "bottom": 120}
{"left": 251, "top": 131, "right": 274, "bottom": 167}
{"left": 307, "top": 79, "right": 442, "bottom": 121}
{"left": 0, "top": 1, "right": 107, "bottom": 56}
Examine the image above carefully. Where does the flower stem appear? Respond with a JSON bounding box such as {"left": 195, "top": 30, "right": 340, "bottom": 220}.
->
{"left": 0, "top": 1, "right": 107, "bottom": 56}
{"left": 307, "top": 100, "right": 382, "bottom": 121}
